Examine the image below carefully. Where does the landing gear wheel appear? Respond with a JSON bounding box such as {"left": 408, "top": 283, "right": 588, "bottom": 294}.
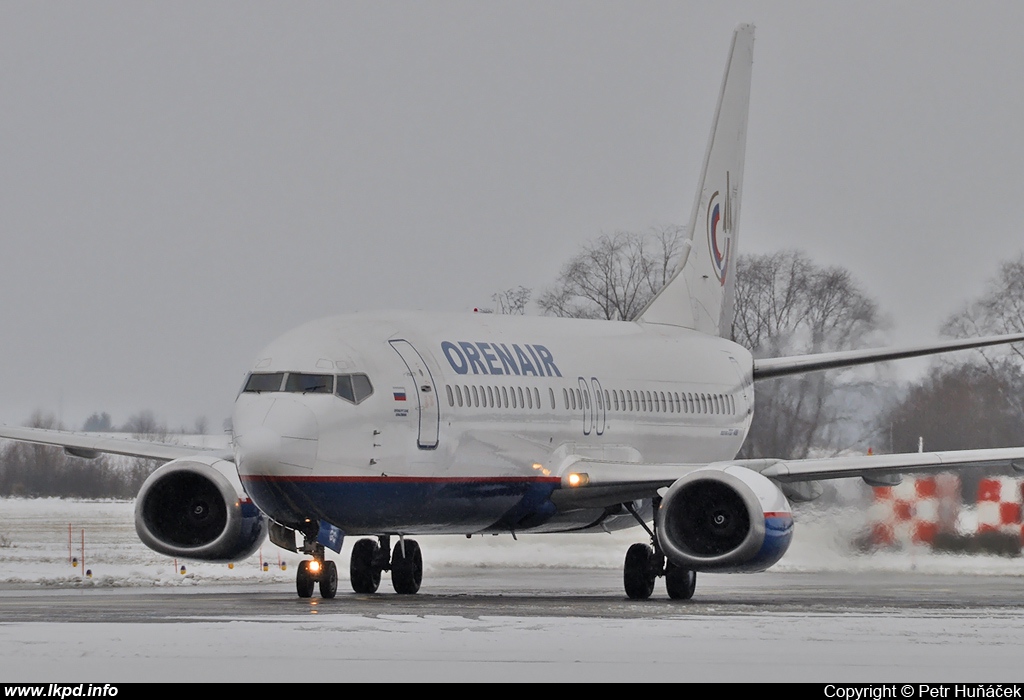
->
{"left": 665, "top": 564, "right": 697, "bottom": 600}
{"left": 319, "top": 560, "right": 338, "bottom": 599}
{"left": 623, "top": 543, "right": 656, "bottom": 600}
{"left": 350, "top": 538, "right": 382, "bottom": 594}
{"left": 296, "top": 560, "right": 315, "bottom": 599}
{"left": 391, "top": 539, "right": 423, "bottom": 595}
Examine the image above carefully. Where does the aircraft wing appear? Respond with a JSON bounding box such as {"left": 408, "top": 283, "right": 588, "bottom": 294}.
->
{"left": 0, "top": 425, "right": 231, "bottom": 462}
{"left": 752, "top": 332, "right": 1024, "bottom": 380}
{"left": 755, "top": 447, "right": 1024, "bottom": 482}
{"left": 552, "top": 447, "right": 1024, "bottom": 510}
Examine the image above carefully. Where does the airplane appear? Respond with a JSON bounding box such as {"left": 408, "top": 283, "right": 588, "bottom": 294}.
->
{"left": 4, "top": 24, "right": 1024, "bottom": 601}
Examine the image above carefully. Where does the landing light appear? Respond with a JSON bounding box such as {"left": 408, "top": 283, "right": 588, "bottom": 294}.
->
{"left": 567, "top": 473, "right": 590, "bottom": 488}
{"left": 309, "top": 560, "right": 321, "bottom": 574}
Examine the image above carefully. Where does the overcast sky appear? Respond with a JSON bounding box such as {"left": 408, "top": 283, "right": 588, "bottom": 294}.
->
{"left": 3, "top": 1, "right": 1024, "bottom": 430}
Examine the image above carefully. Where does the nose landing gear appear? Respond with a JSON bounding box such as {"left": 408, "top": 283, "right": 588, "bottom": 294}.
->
{"left": 295, "top": 543, "right": 338, "bottom": 599}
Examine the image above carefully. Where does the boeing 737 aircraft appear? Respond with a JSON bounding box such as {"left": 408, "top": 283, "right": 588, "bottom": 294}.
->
{"left": 5, "top": 25, "right": 1024, "bottom": 600}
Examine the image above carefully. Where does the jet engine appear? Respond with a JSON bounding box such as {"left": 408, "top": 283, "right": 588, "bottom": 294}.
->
{"left": 656, "top": 465, "right": 793, "bottom": 573}
{"left": 135, "top": 455, "right": 266, "bottom": 562}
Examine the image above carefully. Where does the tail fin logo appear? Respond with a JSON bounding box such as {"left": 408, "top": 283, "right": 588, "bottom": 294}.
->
{"left": 707, "top": 186, "right": 731, "bottom": 285}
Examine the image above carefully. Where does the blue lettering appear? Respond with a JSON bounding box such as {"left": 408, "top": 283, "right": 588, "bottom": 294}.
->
{"left": 477, "top": 343, "right": 503, "bottom": 375}
{"left": 513, "top": 344, "right": 538, "bottom": 376}
{"left": 535, "top": 345, "right": 561, "bottom": 377}
{"left": 459, "top": 341, "right": 487, "bottom": 375}
{"left": 442, "top": 341, "right": 468, "bottom": 375}
{"left": 526, "top": 345, "right": 544, "bottom": 377}
{"left": 493, "top": 343, "right": 520, "bottom": 375}
{"left": 444, "top": 339, "right": 559, "bottom": 377}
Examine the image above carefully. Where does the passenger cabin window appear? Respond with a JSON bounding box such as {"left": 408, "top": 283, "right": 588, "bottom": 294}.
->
{"left": 286, "top": 373, "right": 333, "bottom": 394}
{"left": 243, "top": 372, "right": 285, "bottom": 393}
{"left": 336, "top": 373, "right": 374, "bottom": 404}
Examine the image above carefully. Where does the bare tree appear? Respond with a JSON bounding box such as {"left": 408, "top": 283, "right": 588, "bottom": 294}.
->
{"left": 0, "top": 411, "right": 147, "bottom": 498}
{"left": 877, "top": 362, "right": 1024, "bottom": 502}
{"left": 120, "top": 410, "right": 168, "bottom": 441}
{"left": 538, "top": 234, "right": 885, "bottom": 458}
{"left": 0, "top": 411, "right": 68, "bottom": 496}
{"left": 82, "top": 412, "right": 112, "bottom": 432}
{"left": 491, "top": 286, "right": 532, "bottom": 315}
{"left": 732, "top": 251, "right": 887, "bottom": 459}
{"left": 942, "top": 252, "right": 1024, "bottom": 419}
{"left": 944, "top": 253, "right": 1024, "bottom": 352}
{"left": 538, "top": 226, "right": 686, "bottom": 321}
{"left": 880, "top": 363, "right": 1024, "bottom": 453}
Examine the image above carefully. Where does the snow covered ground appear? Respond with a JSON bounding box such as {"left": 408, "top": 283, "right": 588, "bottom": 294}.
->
{"left": 2, "top": 497, "right": 1021, "bottom": 588}
{"left": 2, "top": 497, "right": 1024, "bottom": 682}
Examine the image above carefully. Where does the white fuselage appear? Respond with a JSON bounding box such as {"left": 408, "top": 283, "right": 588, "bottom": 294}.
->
{"left": 231, "top": 311, "right": 754, "bottom": 536}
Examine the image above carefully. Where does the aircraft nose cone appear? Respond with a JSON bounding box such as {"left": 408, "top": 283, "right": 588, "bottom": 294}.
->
{"left": 234, "top": 397, "right": 319, "bottom": 475}
{"left": 235, "top": 426, "right": 282, "bottom": 476}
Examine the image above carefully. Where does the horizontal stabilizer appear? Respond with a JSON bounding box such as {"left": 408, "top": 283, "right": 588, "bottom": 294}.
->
{"left": 753, "top": 332, "right": 1024, "bottom": 380}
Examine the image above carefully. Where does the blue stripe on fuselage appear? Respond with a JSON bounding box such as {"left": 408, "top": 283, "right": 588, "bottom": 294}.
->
{"left": 241, "top": 476, "right": 561, "bottom": 534}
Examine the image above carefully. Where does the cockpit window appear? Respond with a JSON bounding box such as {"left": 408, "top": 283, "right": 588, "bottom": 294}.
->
{"left": 336, "top": 373, "right": 374, "bottom": 404}
{"left": 352, "top": 374, "right": 373, "bottom": 402}
{"left": 335, "top": 375, "right": 355, "bottom": 402}
{"left": 285, "top": 373, "right": 334, "bottom": 394}
{"left": 243, "top": 372, "right": 285, "bottom": 393}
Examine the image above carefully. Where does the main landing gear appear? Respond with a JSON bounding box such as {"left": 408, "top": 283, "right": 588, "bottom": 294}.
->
{"left": 295, "top": 542, "right": 338, "bottom": 599}
{"left": 293, "top": 532, "right": 423, "bottom": 599}
{"left": 622, "top": 501, "right": 697, "bottom": 601}
{"left": 349, "top": 535, "right": 423, "bottom": 595}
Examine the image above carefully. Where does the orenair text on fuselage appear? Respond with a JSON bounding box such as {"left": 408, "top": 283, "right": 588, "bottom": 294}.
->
{"left": 441, "top": 341, "right": 562, "bottom": 377}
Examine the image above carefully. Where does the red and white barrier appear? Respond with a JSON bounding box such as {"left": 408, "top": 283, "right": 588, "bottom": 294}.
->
{"left": 869, "top": 474, "right": 960, "bottom": 548}
{"left": 975, "top": 476, "right": 1024, "bottom": 542}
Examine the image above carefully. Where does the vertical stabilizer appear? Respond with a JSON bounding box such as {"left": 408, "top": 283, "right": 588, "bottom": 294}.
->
{"left": 637, "top": 24, "right": 754, "bottom": 336}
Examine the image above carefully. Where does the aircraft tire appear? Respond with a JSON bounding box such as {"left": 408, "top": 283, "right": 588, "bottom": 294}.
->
{"left": 296, "top": 560, "right": 315, "bottom": 599}
{"left": 665, "top": 563, "right": 697, "bottom": 600}
{"left": 391, "top": 539, "right": 423, "bottom": 595}
{"left": 623, "top": 543, "right": 656, "bottom": 600}
{"left": 319, "top": 560, "right": 338, "bottom": 599}
{"left": 350, "top": 538, "right": 382, "bottom": 594}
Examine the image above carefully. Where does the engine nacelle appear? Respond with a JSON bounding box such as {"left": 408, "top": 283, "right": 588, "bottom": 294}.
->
{"left": 656, "top": 465, "right": 793, "bottom": 573}
{"left": 135, "top": 456, "right": 266, "bottom": 562}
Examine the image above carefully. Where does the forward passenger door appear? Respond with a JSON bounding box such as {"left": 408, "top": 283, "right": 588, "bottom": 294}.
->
{"left": 389, "top": 340, "right": 440, "bottom": 449}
